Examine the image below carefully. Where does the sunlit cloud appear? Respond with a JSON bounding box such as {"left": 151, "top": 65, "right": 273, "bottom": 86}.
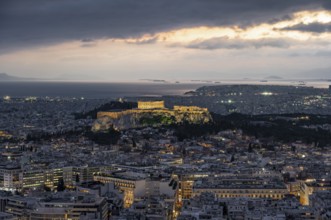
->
{"left": 117, "top": 10, "right": 331, "bottom": 49}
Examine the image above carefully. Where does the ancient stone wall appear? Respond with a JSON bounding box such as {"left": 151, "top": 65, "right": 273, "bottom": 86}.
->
{"left": 97, "top": 109, "right": 172, "bottom": 119}
{"left": 173, "top": 105, "right": 208, "bottom": 112}
{"left": 97, "top": 111, "right": 125, "bottom": 119}
{"left": 138, "top": 101, "right": 165, "bottom": 109}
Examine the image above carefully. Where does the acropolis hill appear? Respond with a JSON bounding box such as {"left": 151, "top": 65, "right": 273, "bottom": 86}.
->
{"left": 92, "top": 101, "right": 212, "bottom": 131}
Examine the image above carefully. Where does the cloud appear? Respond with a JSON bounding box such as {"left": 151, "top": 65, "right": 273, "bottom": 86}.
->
{"left": 300, "top": 66, "right": 331, "bottom": 78}
{"left": 81, "top": 39, "right": 95, "bottom": 43}
{"left": 125, "top": 36, "right": 159, "bottom": 45}
{"left": 80, "top": 38, "right": 97, "bottom": 47}
{"left": 184, "top": 37, "right": 291, "bottom": 50}
{"left": 315, "top": 50, "right": 331, "bottom": 56}
{"left": 289, "top": 50, "right": 331, "bottom": 57}
{"left": 80, "top": 43, "right": 97, "bottom": 48}
{"left": 101, "top": 9, "right": 331, "bottom": 51}
{"left": 0, "top": 0, "right": 326, "bottom": 53}
{"left": 282, "top": 22, "right": 331, "bottom": 33}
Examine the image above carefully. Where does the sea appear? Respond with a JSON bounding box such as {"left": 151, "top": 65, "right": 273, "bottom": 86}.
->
{"left": 0, "top": 82, "right": 205, "bottom": 99}
{"left": 0, "top": 80, "right": 330, "bottom": 99}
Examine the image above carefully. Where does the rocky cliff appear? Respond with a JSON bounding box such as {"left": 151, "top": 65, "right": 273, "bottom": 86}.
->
{"left": 92, "top": 109, "right": 212, "bottom": 131}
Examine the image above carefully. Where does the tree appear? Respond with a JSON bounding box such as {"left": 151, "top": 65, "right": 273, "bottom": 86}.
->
{"left": 132, "top": 138, "right": 136, "bottom": 148}
{"left": 44, "top": 185, "right": 51, "bottom": 192}
{"left": 57, "top": 177, "right": 65, "bottom": 192}
{"left": 122, "top": 145, "right": 132, "bottom": 153}
{"left": 248, "top": 143, "right": 253, "bottom": 153}
{"left": 230, "top": 155, "right": 235, "bottom": 162}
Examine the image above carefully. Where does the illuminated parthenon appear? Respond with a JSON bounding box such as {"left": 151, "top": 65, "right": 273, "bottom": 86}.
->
{"left": 137, "top": 101, "right": 165, "bottom": 109}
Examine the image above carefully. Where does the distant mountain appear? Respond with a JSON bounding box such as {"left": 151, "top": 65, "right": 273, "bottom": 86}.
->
{"left": 264, "top": 75, "right": 283, "bottom": 80}
{"left": 0, "top": 73, "right": 34, "bottom": 81}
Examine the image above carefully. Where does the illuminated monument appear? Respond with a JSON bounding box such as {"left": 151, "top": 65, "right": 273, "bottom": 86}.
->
{"left": 137, "top": 101, "right": 165, "bottom": 109}
{"left": 93, "top": 101, "right": 211, "bottom": 131}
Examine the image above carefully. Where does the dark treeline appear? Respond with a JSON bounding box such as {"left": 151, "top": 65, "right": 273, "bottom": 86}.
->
{"left": 26, "top": 127, "right": 90, "bottom": 142}
{"left": 85, "top": 128, "right": 120, "bottom": 145}
{"left": 172, "top": 113, "right": 331, "bottom": 147}
{"left": 237, "top": 114, "right": 331, "bottom": 147}
{"left": 24, "top": 126, "right": 120, "bottom": 146}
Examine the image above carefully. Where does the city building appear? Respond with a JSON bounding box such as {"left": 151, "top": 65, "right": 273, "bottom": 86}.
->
{"left": 193, "top": 176, "right": 288, "bottom": 200}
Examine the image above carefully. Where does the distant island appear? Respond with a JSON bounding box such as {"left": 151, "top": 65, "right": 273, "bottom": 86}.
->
{"left": 140, "top": 79, "right": 169, "bottom": 83}
{"left": 264, "top": 75, "right": 283, "bottom": 80}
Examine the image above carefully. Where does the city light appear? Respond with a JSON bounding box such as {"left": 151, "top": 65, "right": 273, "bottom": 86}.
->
{"left": 261, "top": 92, "right": 273, "bottom": 96}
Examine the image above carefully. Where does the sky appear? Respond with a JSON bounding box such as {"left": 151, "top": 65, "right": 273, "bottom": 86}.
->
{"left": 1, "top": 0, "right": 331, "bottom": 81}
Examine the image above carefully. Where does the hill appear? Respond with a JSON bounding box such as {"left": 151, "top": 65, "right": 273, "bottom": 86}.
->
{"left": 0, "top": 73, "right": 34, "bottom": 81}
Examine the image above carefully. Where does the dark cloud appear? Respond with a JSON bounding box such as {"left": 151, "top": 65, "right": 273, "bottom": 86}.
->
{"left": 283, "top": 22, "right": 331, "bottom": 33}
{"left": 0, "top": 0, "right": 326, "bottom": 53}
{"left": 80, "top": 38, "right": 97, "bottom": 47}
{"left": 185, "top": 37, "right": 291, "bottom": 50}
{"left": 267, "top": 14, "right": 293, "bottom": 24}
{"left": 289, "top": 50, "right": 331, "bottom": 57}
{"left": 315, "top": 50, "right": 331, "bottom": 56}
{"left": 80, "top": 43, "right": 97, "bottom": 48}
{"left": 81, "top": 39, "right": 95, "bottom": 43}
